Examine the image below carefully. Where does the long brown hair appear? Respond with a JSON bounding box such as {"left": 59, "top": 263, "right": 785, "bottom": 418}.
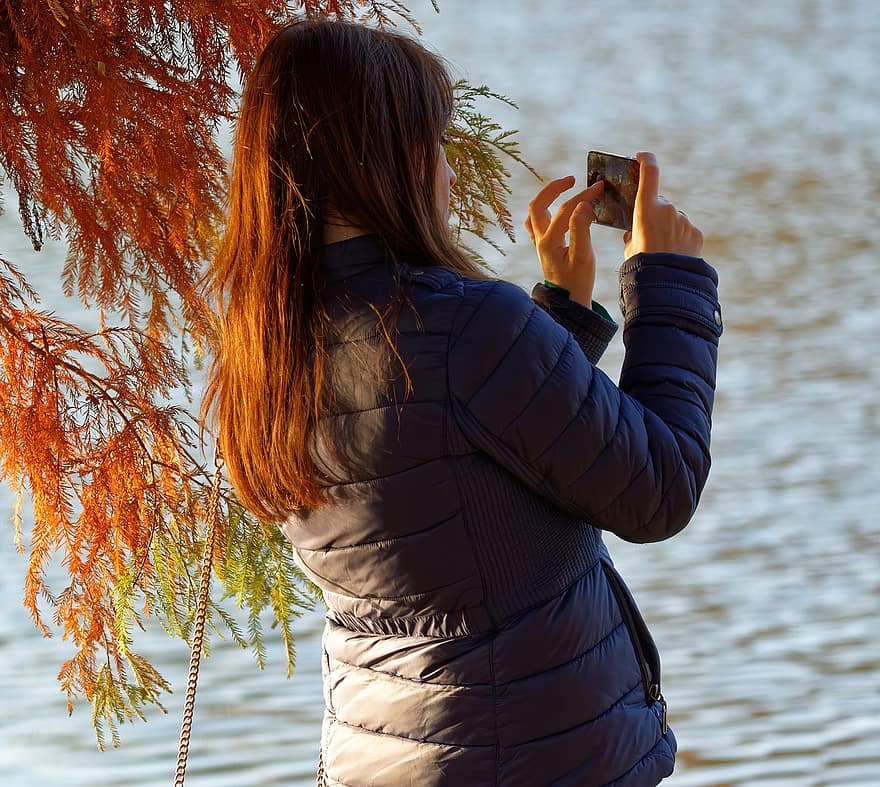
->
{"left": 202, "top": 20, "right": 485, "bottom": 521}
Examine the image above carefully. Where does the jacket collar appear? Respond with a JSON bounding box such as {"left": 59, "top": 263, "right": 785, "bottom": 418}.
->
{"left": 322, "top": 234, "right": 388, "bottom": 280}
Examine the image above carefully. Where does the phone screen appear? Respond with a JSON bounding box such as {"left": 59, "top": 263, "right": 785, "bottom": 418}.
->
{"left": 586, "top": 151, "right": 640, "bottom": 231}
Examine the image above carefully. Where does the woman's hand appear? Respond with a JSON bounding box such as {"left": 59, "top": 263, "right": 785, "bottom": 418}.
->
{"left": 525, "top": 176, "right": 604, "bottom": 308}
{"left": 624, "top": 152, "right": 704, "bottom": 259}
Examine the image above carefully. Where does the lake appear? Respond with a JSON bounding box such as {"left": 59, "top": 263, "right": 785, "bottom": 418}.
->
{"left": 1, "top": 0, "right": 878, "bottom": 784}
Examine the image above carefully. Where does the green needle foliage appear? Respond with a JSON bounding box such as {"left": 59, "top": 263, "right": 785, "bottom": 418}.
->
{"left": 447, "top": 81, "right": 540, "bottom": 255}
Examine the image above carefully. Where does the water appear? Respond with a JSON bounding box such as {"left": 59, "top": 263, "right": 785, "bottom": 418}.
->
{"left": 1, "top": 0, "right": 879, "bottom": 784}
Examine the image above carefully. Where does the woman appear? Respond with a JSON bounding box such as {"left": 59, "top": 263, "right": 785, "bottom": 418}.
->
{"left": 204, "top": 19, "right": 722, "bottom": 787}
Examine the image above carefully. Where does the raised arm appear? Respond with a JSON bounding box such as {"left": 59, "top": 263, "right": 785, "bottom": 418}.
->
{"left": 448, "top": 153, "right": 721, "bottom": 543}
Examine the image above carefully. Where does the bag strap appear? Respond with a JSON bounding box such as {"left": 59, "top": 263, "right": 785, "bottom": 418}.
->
{"left": 173, "top": 453, "right": 224, "bottom": 786}
{"left": 316, "top": 747, "right": 325, "bottom": 786}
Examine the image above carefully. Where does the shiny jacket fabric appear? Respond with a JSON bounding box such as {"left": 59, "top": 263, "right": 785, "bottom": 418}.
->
{"left": 280, "top": 236, "right": 722, "bottom": 786}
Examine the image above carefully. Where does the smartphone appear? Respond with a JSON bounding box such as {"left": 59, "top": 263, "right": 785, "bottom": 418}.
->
{"left": 586, "top": 151, "right": 640, "bottom": 231}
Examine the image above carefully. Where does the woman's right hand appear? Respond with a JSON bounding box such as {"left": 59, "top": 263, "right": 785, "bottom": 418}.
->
{"left": 623, "top": 152, "right": 704, "bottom": 259}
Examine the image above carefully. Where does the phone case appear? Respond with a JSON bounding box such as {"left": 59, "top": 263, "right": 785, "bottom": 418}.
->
{"left": 586, "top": 151, "right": 640, "bottom": 231}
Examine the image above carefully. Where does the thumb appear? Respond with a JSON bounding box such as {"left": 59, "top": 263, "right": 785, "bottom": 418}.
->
{"left": 634, "top": 151, "right": 660, "bottom": 208}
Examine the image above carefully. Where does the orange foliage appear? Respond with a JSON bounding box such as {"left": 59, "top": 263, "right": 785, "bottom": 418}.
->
{"left": 0, "top": 252, "right": 209, "bottom": 732}
{"left": 1, "top": 0, "right": 417, "bottom": 335}
{"left": 0, "top": 0, "right": 417, "bottom": 744}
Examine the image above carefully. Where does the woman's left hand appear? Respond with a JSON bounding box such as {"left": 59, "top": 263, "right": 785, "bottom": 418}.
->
{"left": 525, "top": 176, "right": 604, "bottom": 307}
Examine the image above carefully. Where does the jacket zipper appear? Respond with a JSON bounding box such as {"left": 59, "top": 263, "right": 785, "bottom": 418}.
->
{"left": 602, "top": 564, "right": 668, "bottom": 734}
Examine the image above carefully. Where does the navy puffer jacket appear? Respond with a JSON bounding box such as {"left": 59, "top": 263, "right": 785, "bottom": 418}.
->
{"left": 280, "top": 235, "right": 722, "bottom": 786}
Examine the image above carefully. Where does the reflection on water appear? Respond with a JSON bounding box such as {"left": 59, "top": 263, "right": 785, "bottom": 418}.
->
{"left": 1, "top": 0, "right": 878, "bottom": 784}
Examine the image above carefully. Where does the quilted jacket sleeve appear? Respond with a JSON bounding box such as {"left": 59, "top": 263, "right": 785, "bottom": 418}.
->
{"left": 448, "top": 252, "right": 722, "bottom": 543}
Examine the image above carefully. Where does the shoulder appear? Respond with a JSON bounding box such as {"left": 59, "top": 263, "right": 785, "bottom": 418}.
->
{"left": 402, "top": 267, "right": 553, "bottom": 338}
{"left": 446, "top": 276, "right": 575, "bottom": 407}
{"left": 400, "top": 262, "right": 528, "bottom": 309}
{"left": 398, "top": 260, "right": 463, "bottom": 292}
{"left": 398, "top": 263, "right": 541, "bottom": 331}
{"left": 450, "top": 276, "right": 565, "bottom": 351}
{"left": 459, "top": 277, "right": 531, "bottom": 317}
{"left": 397, "top": 262, "right": 570, "bottom": 361}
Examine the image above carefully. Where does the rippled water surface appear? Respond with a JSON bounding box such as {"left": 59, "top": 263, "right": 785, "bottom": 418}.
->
{"left": 1, "top": 1, "right": 878, "bottom": 784}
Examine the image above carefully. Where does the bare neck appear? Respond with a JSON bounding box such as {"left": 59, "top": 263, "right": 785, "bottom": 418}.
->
{"left": 322, "top": 205, "right": 367, "bottom": 245}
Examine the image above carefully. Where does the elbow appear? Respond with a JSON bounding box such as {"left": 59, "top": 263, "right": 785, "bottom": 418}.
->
{"left": 622, "top": 459, "right": 709, "bottom": 544}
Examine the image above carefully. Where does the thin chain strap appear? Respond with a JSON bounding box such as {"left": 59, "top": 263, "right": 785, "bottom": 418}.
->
{"left": 316, "top": 746, "right": 325, "bottom": 786}
{"left": 174, "top": 454, "right": 224, "bottom": 786}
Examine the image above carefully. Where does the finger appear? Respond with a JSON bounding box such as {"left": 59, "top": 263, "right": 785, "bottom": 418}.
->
{"left": 568, "top": 201, "right": 593, "bottom": 266}
{"left": 528, "top": 175, "right": 576, "bottom": 235}
{"left": 634, "top": 151, "right": 660, "bottom": 207}
{"left": 542, "top": 182, "right": 603, "bottom": 247}
{"left": 622, "top": 230, "right": 632, "bottom": 245}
